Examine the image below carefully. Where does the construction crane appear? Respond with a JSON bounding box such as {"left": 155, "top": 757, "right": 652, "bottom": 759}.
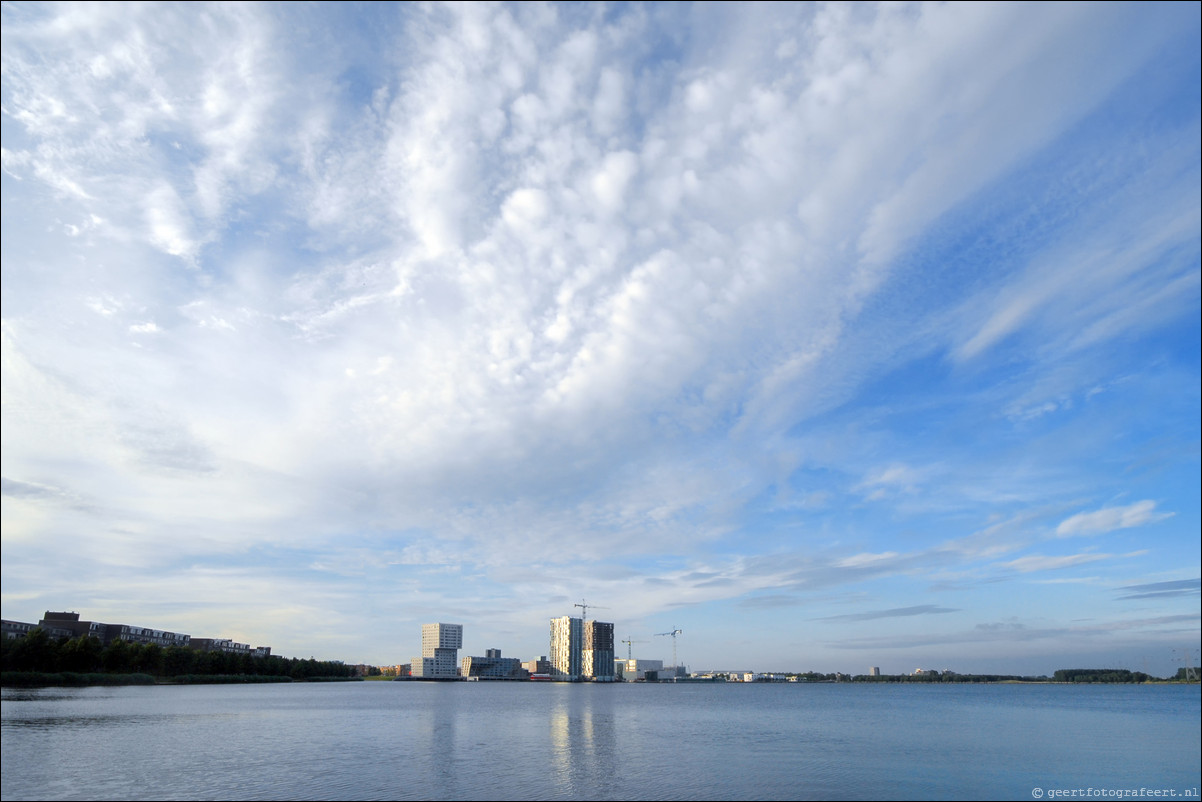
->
{"left": 620, "top": 636, "right": 647, "bottom": 661}
{"left": 656, "top": 628, "right": 683, "bottom": 679}
{"left": 574, "top": 599, "right": 609, "bottom": 620}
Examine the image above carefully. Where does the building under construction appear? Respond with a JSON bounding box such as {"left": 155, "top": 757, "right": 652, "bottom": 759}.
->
{"left": 549, "top": 616, "right": 615, "bottom": 681}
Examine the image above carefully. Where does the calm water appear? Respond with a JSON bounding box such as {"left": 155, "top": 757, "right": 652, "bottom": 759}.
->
{"left": 2, "top": 682, "right": 1199, "bottom": 801}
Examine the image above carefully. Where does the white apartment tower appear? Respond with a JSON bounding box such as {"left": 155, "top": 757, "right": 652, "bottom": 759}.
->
{"left": 549, "top": 616, "right": 583, "bottom": 680}
{"left": 410, "top": 622, "right": 463, "bottom": 679}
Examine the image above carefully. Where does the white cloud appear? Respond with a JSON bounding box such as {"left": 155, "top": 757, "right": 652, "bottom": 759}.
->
{"left": 590, "top": 150, "right": 638, "bottom": 214}
{"left": 1056, "top": 501, "right": 1172, "bottom": 537}
{"left": 1002, "top": 554, "right": 1112, "bottom": 574}
{"left": 2, "top": 2, "right": 1197, "bottom": 672}
{"left": 836, "top": 552, "right": 901, "bottom": 569}
{"left": 144, "top": 184, "right": 198, "bottom": 261}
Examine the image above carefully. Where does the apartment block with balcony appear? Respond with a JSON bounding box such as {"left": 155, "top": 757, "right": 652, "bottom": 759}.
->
{"left": 410, "top": 623, "right": 463, "bottom": 679}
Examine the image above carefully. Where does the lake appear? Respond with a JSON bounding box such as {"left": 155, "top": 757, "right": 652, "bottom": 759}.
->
{"left": 3, "top": 681, "right": 1199, "bottom": 800}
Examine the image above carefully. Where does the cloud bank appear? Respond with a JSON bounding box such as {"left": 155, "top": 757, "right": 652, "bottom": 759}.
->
{"left": 2, "top": 2, "right": 1198, "bottom": 675}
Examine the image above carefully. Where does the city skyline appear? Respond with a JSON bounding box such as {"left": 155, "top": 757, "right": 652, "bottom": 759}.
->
{"left": 2, "top": 2, "right": 1199, "bottom": 678}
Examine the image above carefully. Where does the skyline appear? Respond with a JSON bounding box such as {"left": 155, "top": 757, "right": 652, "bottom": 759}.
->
{"left": 2, "top": 2, "right": 1199, "bottom": 677}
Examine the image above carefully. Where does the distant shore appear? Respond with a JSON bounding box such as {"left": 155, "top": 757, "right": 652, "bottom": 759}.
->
{"left": 0, "top": 671, "right": 363, "bottom": 687}
{"left": 4, "top": 670, "right": 1197, "bottom": 688}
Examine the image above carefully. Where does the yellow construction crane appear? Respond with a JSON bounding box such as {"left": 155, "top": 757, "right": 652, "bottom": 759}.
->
{"left": 620, "top": 636, "right": 647, "bottom": 660}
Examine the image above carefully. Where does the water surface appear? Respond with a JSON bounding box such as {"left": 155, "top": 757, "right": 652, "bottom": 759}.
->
{"left": 3, "top": 682, "right": 1199, "bottom": 800}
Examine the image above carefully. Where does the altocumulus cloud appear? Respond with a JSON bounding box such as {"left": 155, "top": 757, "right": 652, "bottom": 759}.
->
{"left": 1, "top": 2, "right": 1198, "bottom": 675}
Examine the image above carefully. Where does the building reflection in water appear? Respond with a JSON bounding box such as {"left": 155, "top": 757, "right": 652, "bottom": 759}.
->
{"left": 408, "top": 683, "right": 461, "bottom": 797}
{"left": 549, "top": 685, "right": 619, "bottom": 798}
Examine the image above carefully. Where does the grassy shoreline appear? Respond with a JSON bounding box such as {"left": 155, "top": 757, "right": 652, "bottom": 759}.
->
{"left": 1, "top": 671, "right": 364, "bottom": 687}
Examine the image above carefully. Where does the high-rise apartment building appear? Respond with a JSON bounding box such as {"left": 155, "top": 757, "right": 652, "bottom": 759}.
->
{"left": 549, "top": 616, "right": 582, "bottom": 680}
{"left": 410, "top": 622, "right": 463, "bottom": 678}
{"left": 583, "top": 620, "right": 615, "bottom": 682}
{"left": 550, "top": 616, "right": 615, "bottom": 681}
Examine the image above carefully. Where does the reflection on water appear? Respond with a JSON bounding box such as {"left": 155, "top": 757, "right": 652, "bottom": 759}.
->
{"left": 550, "top": 686, "right": 618, "bottom": 799}
{"left": 426, "top": 685, "right": 459, "bottom": 797}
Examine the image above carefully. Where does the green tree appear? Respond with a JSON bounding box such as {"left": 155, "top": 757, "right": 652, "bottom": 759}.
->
{"left": 60, "top": 636, "right": 103, "bottom": 673}
{"left": 9, "top": 628, "right": 60, "bottom": 673}
{"left": 133, "top": 643, "right": 163, "bottom": 676}
{"left": 162, "top": 646, "right": 197, "bottom": 677}
{"left": 102, "top": 638, "right": 134, "bottom": 674}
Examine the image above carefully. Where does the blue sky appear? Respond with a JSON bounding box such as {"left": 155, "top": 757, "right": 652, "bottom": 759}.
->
{"left": 2, "top": 2, "right": 1199, "bottom": 677}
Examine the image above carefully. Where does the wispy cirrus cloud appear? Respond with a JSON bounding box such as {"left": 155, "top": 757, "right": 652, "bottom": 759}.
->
{"left": 1001, "top": 553, "right": 1114, "bottom": 574}
{"left": 1056, "top": 501, "right": 1173, "bottom": 537}
{"left": 1116, "top": 579, "right": 1201, "bottom": 601}
{"left": 816, "top": 605, "right": 960, "bottom": 623}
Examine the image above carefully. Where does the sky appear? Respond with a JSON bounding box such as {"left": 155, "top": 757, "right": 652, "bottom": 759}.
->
{"left": 2, "top": 1, "right": 1199, "bottom": 677}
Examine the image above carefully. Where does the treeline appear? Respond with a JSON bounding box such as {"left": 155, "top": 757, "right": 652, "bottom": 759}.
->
{"left": 1052, "top": 668, "right": 1154, "bottom": 683}
{"left": 1, "top": 627, "right": 357, "bottom": 682}
{"left": 850, "top": 673, "right": 1047, "bottom": 682}
{"left": 746, "top": 671, "right": 1045, "bottom": 682}
{"left": 784, "top": 670, "right": 1186, "bottom": 683}
{"left": 783, "top": 672, "right": 1046, "bottom": 683}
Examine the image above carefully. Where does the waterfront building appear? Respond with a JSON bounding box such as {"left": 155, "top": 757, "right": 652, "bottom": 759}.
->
{"left": 461, "top": 648, "right": 528, "bottom": 679}
{"left": 549, "top": 616, "right": 583, "bottom": 680}
{"left": 410, "top": 623, "right": 463, "bottom": 678}
{"left": 378, "top": 664, "right": 410, "bottom": 677}
{"left": 1, "top": 620, "right": 36, "bottom": 640}
{"left": 38, "top": 611, "right": 191, "bottom": 648}
{"left": 523, "top": 656, "right": 552, "bottom": 675}
{"left": 6, "top": 610, "right": 270, "bottom": 655}
{"left": 615, "top": 657, "right": 664, "bottom": 681}
{"left": 191, "top": 637, "right": 250, "bottom": 655}
{"left": 870, "top": 666, "right": 881, "bottom": 677}
{"left": 550, "top": 616, "right": 617, "bottom": 681}
{"left": 103, "top": 623, "right": 192, "bottom": 649}
{"left": 582, "top": 620, "right": 615, "bottom": 681}
{"left": 38, "top": 612, "right": 108, "bottom": 642}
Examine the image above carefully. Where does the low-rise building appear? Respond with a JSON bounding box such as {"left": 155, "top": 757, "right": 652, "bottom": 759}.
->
{"left": 461, "top": 648, "right": 528, "bottom": 680}
{"left": 38, "top": 611, "right": 105, "bottom": 641}
{"left": 1, "top": 620, "right": 36, "bottom": 640}
{"left": 523, "top": 656, "right": 552, "bottom": 675}
{"left": 103, "top": 623, "right": 192, "bottom": 648}
{"left": 8, "top": 610, "right": 271, "bottom": 656}
{"left": 190, "top": 638, "right": 250, "bottom": 654}
{"left": 615, "top": 658, "right": 664, "bottom": 681}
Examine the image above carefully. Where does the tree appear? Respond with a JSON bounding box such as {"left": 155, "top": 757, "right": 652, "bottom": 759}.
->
{"left": 132, "top": 643, "right": 163, "bottom": 676}
{"left": 102, "top": 639, "right": 134, "bottom": 674}
{"left": 60, "top": 636, "right": 103, "bottom": 673}
{"left": 9, "top": 628, "right": 60, "bottom": 673}
{"left": 163, "top": 646, "right": 197, "bottom": 677}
